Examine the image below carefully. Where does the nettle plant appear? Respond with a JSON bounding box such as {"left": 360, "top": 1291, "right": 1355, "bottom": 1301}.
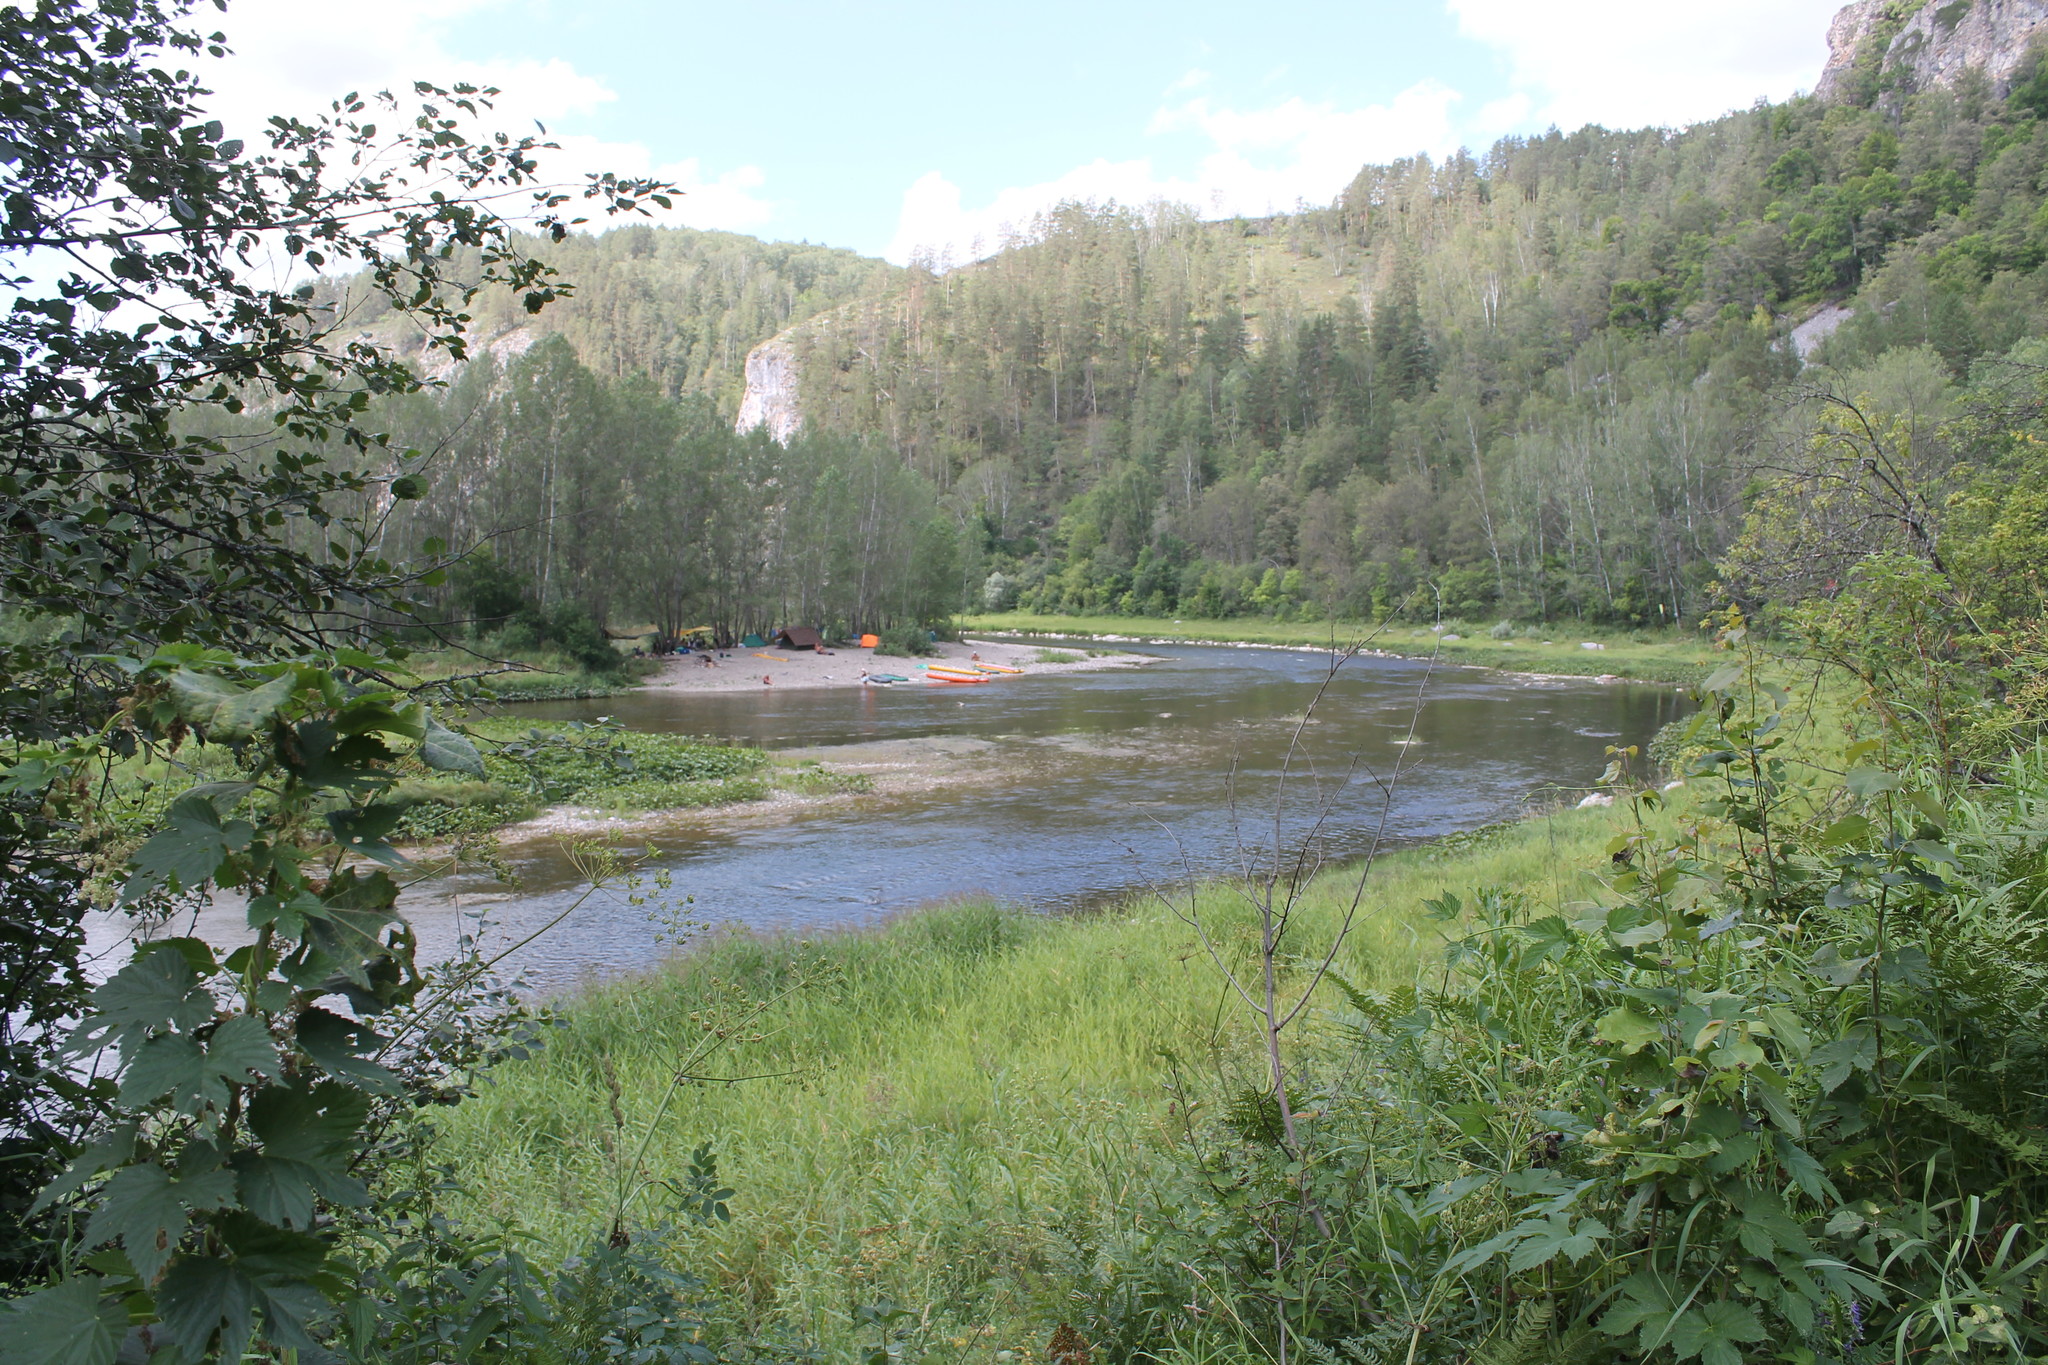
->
{"left": 0, "top": 647, "right": 492, "bottom": 1362}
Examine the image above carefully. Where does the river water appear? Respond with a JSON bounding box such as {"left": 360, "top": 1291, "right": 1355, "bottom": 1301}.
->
{"left": 382, "top": 642, "right": 1686, "bottom": 995}
{"left": 87, "top": 643, "right": 1685, "bottom": 995}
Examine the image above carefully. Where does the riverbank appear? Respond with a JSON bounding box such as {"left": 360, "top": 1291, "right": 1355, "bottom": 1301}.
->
{"left": 635, "top": 635, "right": 1147, "bottom": 695}
{"left": 959, "top": 611, "right": 1717, "bottom": 685}
{"left": 431, "top": 796, "right": 1651, "bottom": 1357}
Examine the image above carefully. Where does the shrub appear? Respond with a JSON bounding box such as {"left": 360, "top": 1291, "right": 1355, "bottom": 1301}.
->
{"left": 1104, "top": 631, "right": 2048, "bottom": 1363}
{"left": 875, "top": 625, "right": 935, "bottom": 657}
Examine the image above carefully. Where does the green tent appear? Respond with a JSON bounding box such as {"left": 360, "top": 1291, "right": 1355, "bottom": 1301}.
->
{"left": 741, "top": 633, "right": 768, "bottom": 648}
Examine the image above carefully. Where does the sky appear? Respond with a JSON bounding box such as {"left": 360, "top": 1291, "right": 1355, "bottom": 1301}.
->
{"left": 194, "top": 0, "right": 1851, "bottom": 266}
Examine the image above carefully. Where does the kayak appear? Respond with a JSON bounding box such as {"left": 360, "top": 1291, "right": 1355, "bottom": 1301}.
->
{"left": 869, "top": 673, "right": 909, "bottom": 682}
{"left": 974, "top": 663, "right": 1022, "bottom": 674}
{"left": 925, "top": 674, "right": 987, "bottom": 685}
{"left": 925, "top": 664, "right": 984, "bottom": 677}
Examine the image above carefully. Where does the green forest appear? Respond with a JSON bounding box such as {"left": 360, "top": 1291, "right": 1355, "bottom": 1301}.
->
{"left": 17, "top": 3, "right": 2048, "bottom": 1365}
{"left": 337, "top": 44, "right": 2048, "bottom": 644}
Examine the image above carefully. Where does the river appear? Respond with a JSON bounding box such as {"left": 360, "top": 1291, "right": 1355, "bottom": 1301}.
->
{"left": 87, "top": 643, "right": 1685, "bottom": 995}
{"left": 386, "top": 642, "right": 1687, "bottom": 994}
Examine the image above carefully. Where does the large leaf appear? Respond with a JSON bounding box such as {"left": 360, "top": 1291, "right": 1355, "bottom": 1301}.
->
{"left": 76, "top": 945, "right": 216, "bottom": 1051}
{"left": 1809, "top": 1028, "right": 1879, "bottom": 1094}
{"left": 298, "top": 868, "right": 404, "bottom": 989}
{"left": 170, "top": 669, "right": 297, "bottom": 740}
{"left": 83, "top": 1161, "right": 238, "bottom": 1283}
{"left": 27, "top": 1126, "right": 138, "bottom": 1217}
{"left": 154, "top": 1254, "right": 256, "bottom": 1357}
{"left": 234, "top": 1084, "right": 370, "bottom": 1228}
{"left": 118, "top": 1015, "right": 279, "bottom": 1115}
{"left": 1595, "top": 1007, "right": 1664, "bottom": 1054}
{"left": 1668, "top": 1301, "right": 1765, "bottom": 1365}
{"left": 295, "top": 1008, "right": 398, "bottom": 1092}
{"left": 420, "top": 714, "right": 486, "bottom": 778}
{"left": 325, "top": 803, "right": 409, "bottom": 868}
{"left": 0, "top": 1278, "right": 127, "bottom": 1365}
{"left": 279, "top": 718, "right": 398, "bottom": 791}
{"left": 121, "top": 794, "right": 253, "bottom": 901}
{"left": 1506, "top": 1214, "right": 1611, "bottom": 1272}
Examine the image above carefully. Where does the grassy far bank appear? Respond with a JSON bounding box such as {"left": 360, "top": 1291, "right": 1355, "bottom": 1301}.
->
{"left": 400, "top": 644, "right": 652, "bottom": 701}
{"left": 960, "top": 612, "right": 1719, "bottom": 686}
{"left": 432, "top": 801, "right": 1650, "bottom": 1358}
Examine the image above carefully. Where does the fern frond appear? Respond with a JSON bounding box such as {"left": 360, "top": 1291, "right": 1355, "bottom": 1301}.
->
{"left": 1469, "top": 1297, "right": 1556, "bottom": 1365}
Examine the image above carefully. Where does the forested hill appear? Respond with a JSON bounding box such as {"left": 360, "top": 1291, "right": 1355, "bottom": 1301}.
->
{"left": 362, "top": 5, "right": 2048, "bottom": 641}
{"left": 328, "top": 224, "right": 903, "bottom": 414}
{"left": 716, "top": 23, "right": 2048, "bottom": 627}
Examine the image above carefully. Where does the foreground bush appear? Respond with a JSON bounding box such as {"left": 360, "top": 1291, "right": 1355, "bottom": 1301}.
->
{"left": 1092, "top": 641, "right": 2048, "bottom": 1364}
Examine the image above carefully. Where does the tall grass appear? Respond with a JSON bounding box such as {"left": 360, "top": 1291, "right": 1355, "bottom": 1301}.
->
{"left": 431, "top": 805, "right": 1638, "bottom": 1355}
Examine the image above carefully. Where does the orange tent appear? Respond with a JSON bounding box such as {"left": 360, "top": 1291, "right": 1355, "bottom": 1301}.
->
{"left": 859, "top": 633, "right": 879, "bottom": 648}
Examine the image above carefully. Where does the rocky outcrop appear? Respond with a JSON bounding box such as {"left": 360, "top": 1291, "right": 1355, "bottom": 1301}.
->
{"left": 1818, "top": 0, "right": 2048, "bottom": 102}
{"left": 735, "top": 331, "right": 802, "bottom": 443}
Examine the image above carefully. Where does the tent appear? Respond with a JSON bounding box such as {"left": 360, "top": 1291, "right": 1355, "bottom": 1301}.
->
{"left": 740, "top": 633, "right": 768, "bottom": 648}
{"left": 774, "top": 626, "right": 825, "bottom": 651}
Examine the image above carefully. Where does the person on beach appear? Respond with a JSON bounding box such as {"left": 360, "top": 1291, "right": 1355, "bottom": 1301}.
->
{"left": 762, "top": 674, "right": 772, "bottom": 686}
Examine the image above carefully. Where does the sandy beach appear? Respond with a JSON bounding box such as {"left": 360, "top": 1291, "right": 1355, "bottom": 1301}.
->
{"left": 638, "top": 635, "right": 1150, "bottom": 694}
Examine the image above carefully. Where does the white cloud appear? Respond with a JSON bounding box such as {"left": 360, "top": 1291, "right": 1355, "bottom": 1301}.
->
{"left": 193, "top": 0, "right": 771, "bottom": 234}
{"left": 886, "top": 81, "right": 1462, "bottom": 267}
{"left": 1447, "top": 0, "right": 1846, "bottom": 132}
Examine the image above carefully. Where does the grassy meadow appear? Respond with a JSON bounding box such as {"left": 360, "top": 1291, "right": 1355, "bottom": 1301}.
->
{"left": 432, "top": 801, "right": 1648, "bottom": 1357}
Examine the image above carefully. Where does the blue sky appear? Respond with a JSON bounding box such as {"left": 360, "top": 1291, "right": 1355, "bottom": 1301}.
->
{"left": 203, "top": 0, "right": 1848, "bottom": 263}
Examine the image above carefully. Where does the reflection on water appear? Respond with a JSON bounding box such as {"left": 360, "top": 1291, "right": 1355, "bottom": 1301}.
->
{"left": 92, "top": 644, "right": 1690, "bottom": 995}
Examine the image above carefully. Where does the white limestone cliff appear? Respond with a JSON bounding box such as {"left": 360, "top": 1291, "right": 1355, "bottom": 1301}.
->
{"left": 1818, "top": 0, "right": 2048, "bottom": 101}
{"left": 735, "top": 332, "right": 802, "bottom": 443}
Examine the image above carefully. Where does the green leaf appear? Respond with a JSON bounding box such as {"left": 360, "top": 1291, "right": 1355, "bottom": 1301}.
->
{"left": 419, "top": 715, "right": 485, "bottom": 778}
{"left": 1809, "top": 1029, "right": 1878, "bottom": 1094}
{"left": 77, "top": 944, "right": 215, "bottom": 1048}
{"left": 28, "top": 1127, "right": 137, "bottom": 1217}
{"left": 1668, "top": 1301, "right": 1765, "bottom": 1365}
{"left": 1846, "top": 766, "right": 1901, "bottom": 798}
{"left": 325, "top": 803, "right": 409, "bottom": 868}
{"left": 1611, "top": 919, "right": 1670, "bottom": 948}
{"left": 83, "top": 1161, "right": 237, "bottom": 1282}
{"left": 1600, "top": 1272, "right": 1678, "bottom": 1339}
{"left": 1701, "top": 665, "right": 1745, "bottom": 693}
{"left": 295, "top": 1009, "right": 398, "bottom": 1092}
{"left": 1810, "top": 944, "right": 1874, "bottom": 986}
{"left": 297, "top": 868, "right": 404, "bottom": 989}
{"left": 1506, "top": 1213, "right": 1611, "bottom": 1271}
{"left": 1818, "top": 815, "right": 1870, "bottom": 846}
{"left": 235, "top": 1084, "right": 371, "bottom": 1227}
{"left": 118, "top": 1015, "right": 278, "bottom": 1115}
{"left": 170, "top": 669, "right": 296, "bottom": 740}
{"left": 122, "top": 794, "right": 253, "bottom": 901}
{"left": 0, "top": 1278, "right": 127, "bottom": 1365}
{"left": 247, "top": 888, "right": 325, "bottom": 936}
{"left": 155, "top": 1254, "right": 255, "bottom": 1357}
{"left": 1595, "top": 1007, "right": 1664, "bottom": 1054}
